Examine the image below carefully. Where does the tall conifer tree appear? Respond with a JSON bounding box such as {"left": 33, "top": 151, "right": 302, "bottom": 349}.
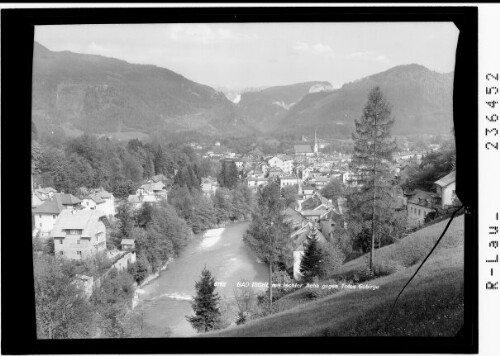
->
{"left": 186, "top": 266, "right": 221, "bottom": 333}
{"left": 299, "top": 237, "right": 323, "bottom": 283}
{"left": 348, "top": 87, "right": 401, "bottom": 272}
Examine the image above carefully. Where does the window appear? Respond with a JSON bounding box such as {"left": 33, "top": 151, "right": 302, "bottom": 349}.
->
{"left": 59, "top": 240, "right": 63, "bottom": 245}
{"left": 39, "top": 214, "right": 42, "bottom": 219}
{"left": 77, "top": 251, "right": 82, "bottom": 256}
{"left": 39, "top": 223, "right": 42, "bottom": 227}
{"left": 53, "top": 215, "right": 56, "bottom": 219}
{"left": 59, "top": 251, "right": 64, "bottom": 256}
{"left": 77, "top": 239, "right": 80, "bottom": 244}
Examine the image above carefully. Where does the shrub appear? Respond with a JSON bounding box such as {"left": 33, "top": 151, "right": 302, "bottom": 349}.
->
{"left": 372, "top": 260, "right": 405, "bottom": 277}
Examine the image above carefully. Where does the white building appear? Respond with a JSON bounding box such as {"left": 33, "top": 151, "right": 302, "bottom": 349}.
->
{"left": 247, "top": 177, "right": 269, "bottom": 193}
{"left": 137, "top": 180, "right": 168, "bottom": 201}
{"left": 434, "top": 171, "right": 457, "bottom": 208}
{"left": 81, "top": 189, "right": 115, "bottom": 217}
{"left": 268, "top": 155, "right": 294, "bottom": 174}
{"left": 32, "top": 187, "right": 57, "bottom": 208}
{"left": 278, "top": 176, "right": 301, "bottom": 188}
{"left": 32, "top": 193, "right": 81, "bottom": 237}
{"left": 201, "top": 177, "right": 219, "bottom": 197}
{"left": 51, "top": 209, "right": 109, "bottom": 260}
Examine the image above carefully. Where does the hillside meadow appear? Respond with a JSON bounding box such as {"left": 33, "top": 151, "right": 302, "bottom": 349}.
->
{"left": 206, "top": 215, "right": 464, "bottom": 337}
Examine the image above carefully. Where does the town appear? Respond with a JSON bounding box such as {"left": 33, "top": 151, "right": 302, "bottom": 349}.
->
{"left": 32, "top": 124, "right": 459, "bottom": 337}
{"left": 30, "top": 21, "right": 462, "bottom": 339}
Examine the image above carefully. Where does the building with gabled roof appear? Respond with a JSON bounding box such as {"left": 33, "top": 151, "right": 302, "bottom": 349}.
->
{"left": 406, "top": 189, "right": 439, "bottom": 227}
{"left": 51, "top": 209, "right": 109, "bottom": 260}
{"left": 314, "top": 177, "right": 330, "bottom": 188}
{"left": 32, "top": 186, "right": 57, "bottom": 208}
{"left": 33, "top": 193, "right": 81, "bottom": 236}
{"left": 290, "top": 222, "right": 328, "bottom": 280}
{"left": 434, "top": 170, "right": 457, "bottom": 208}
{"left": 79, "top": 188, "right": 116, "bottom": 217}
{"left": 268, "top": 166, "right": 285, "bottom": 179}
{"left": 300, "top": 209, "right": 330, "bottom": 222}
{"left": 283, "top": 207, "right": 309, "bottom": 231}
{"left": 120, "top": 239, "right": 136, "bottom": 251}
{"left": 201, "top": 176, "right": 219, "bottom": 197}
{"left": 301, "top": 194, "right": 331, "bottom": 211}
{"left": 56, "top": 193, "right": 82, "bottom": 208}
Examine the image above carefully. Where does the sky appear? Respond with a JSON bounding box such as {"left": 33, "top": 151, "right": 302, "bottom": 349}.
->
{"left": 35, "top": 22, "right": 459, "bottom": 90}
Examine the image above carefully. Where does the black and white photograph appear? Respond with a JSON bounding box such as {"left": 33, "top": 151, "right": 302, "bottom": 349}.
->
{"left": 0, "top": 6, "right": 484, "bottom": 353}
{"left": 28, "top": 20, "right": 468, "bottom": 339}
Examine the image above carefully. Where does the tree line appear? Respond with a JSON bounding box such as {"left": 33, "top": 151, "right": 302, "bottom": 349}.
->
{"left": 34, "top": 252, "right": 146, "bottom": 338}
{"left": 32, "top": 134, "right": 217, "bottom": 199}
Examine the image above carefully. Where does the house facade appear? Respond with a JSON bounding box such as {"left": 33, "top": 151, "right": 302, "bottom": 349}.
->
{"left": 434, "top": 171, "right": 457, "bottom": 208}
{"left": 268, "top": 155, "right": 294, "bottom": 174}
{"left": 406, "top": 190, "right": 438, "bottom": 227}
{"left": 79, "top": 188, "right": 115, "bottom": 216}
{"left": 247, "top": 177, "right": 269, "bottom": 193}
{"left": 201, "top": 177, "right": 219, "bottom": 197}
{"left": 278, "top": 176, "right": 301, "bottom": 188}
{"left": 32, "top": 193, "right": 81, "bottom": 237}
{"left": 33, "top": 198, "right": 64, "bottom": 237}
{"left": 268, "top": 167, "right": 284, "bottom": 179}
{"left": 52, "top": 210, "right": 109, "bottom": 260}
{"left": 137, "top": 181, "right": 168, "bottom": 201}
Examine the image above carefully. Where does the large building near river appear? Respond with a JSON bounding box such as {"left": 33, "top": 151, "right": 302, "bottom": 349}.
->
{"left": 51, "top": 209, "right": 110, "bottom": 260}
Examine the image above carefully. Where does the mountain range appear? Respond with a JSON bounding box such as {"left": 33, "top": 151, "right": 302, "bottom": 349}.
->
{"left": 32, "top": 42, "right": 454, "bottom": 140}
{"left": 272, "top": 64, "right": 454, "bottom": 138}
{"left": 32, "top": 42, "right": 253, "bottom": 137}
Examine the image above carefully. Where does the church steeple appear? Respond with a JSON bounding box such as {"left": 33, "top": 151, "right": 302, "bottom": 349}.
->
{"left": 313, "top": 129, "right": 318, "bottom": 155}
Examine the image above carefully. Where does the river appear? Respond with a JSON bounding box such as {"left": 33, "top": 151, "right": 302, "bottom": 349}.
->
{"left": 137, "top": 221, "right": 269, "bottom": 337}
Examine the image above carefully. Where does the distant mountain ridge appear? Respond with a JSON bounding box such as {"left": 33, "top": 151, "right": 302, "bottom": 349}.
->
{"left": 271, "top": 64, "right": 454, "bottom": 137}
{"left": 235, "top": 81, "right": 334, "bottom": 132}
{"left": 32, "top": 42, "right": 253, "bottom": 137}
{"left": 32, "top": 43, "right": 454, "bottom": 140}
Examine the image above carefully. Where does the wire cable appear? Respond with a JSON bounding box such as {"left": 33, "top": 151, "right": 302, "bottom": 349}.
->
{"left": 387, "top": 204, "right": 465, "bottom": 321}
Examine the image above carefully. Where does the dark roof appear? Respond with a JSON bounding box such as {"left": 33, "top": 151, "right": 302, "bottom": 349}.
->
{"left": 55, "top": 193, "right": 81, "bottom": 205}
{"left": 407, "top": 189, "right": 438, "bottom": 208}
{"left": 301, "top": 195, "right": 324, "bottom": 210}
{"left": 294, "top": 145, "right": 313, "bottom": 153}
{"left": 84, "top": 194, "right": 105, "bottom": 204}
{"left": 291, "top": 225, "right": 328, "bottom": 251}
{"left": 283, "top": 207, "right": 308, "bottom": 228}
{"left": 33, "top": 195, "right": 64, "bottom": 215}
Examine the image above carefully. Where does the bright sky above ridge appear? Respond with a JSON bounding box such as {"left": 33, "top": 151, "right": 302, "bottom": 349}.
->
{"left": 35, "top": 22, "right": 459, "bottom": 90}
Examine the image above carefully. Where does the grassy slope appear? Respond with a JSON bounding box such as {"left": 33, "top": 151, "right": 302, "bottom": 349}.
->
{"left": 207, "top": 215, "right": 464, "bottom": 337}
